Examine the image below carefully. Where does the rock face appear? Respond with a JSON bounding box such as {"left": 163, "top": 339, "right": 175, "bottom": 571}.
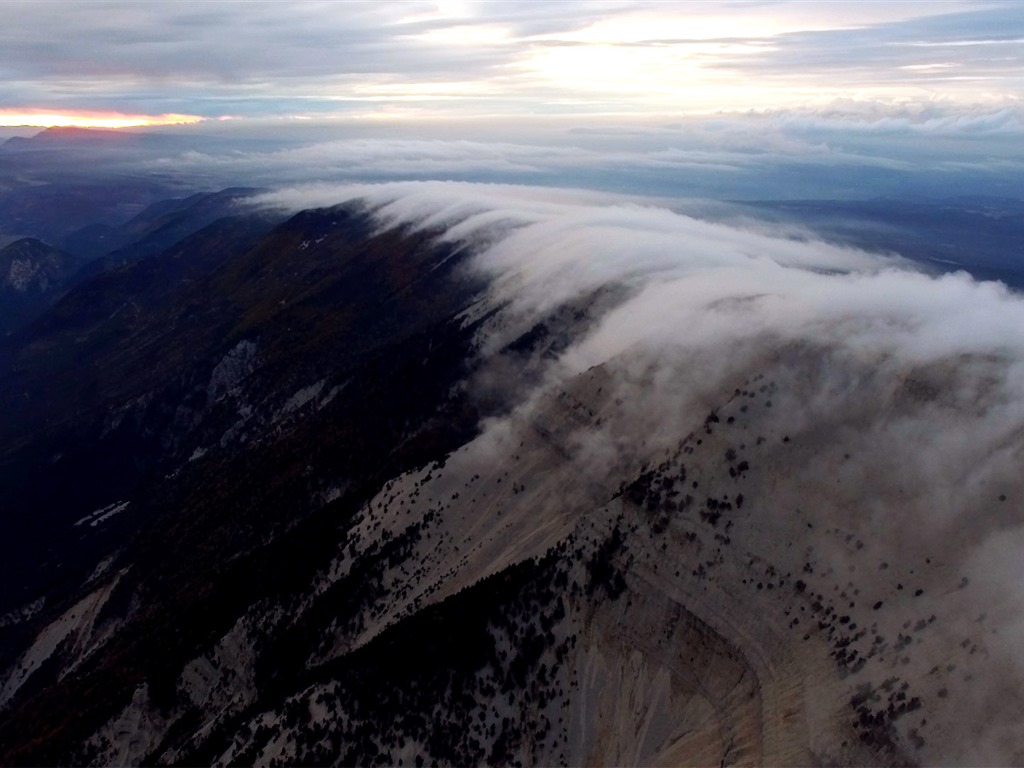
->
{"left": 0, "top": 190, "right": 1022, "bottom": 766}
{"left": 3, "top": 240, "right": 65, "bottom": 293}
{"left": 0, "top": 237, "right": 80, "bottom": 333}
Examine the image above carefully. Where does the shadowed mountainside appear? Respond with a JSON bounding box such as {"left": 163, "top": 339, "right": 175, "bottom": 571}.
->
{"left": 0, "top": 188, "right": 1022, "bottom": 766}
{"left": 0, "top": 238, "right": 81, "bottom": 335}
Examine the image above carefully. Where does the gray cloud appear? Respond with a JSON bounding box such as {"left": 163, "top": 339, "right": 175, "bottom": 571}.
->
{"left": 0, "top": 1, "right": 1019, "bottom": 119}
{"left": 0, "top": 1, "right": 509, "bottom": 114}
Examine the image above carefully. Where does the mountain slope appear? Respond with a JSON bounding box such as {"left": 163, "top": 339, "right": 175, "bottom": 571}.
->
{"left": 65, "top": 187, "right": 268, "bottom": 262}
{"left": 0, "top": 185, "right": 1022, "bottom": 766}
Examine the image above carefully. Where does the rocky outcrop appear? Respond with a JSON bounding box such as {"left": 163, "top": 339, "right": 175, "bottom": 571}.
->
{"left": 0, "top": 237, "right": 80, "bottom": 333}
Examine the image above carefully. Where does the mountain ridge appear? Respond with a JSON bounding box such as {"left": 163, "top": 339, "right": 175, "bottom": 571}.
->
{"left": 0, "top": 185, "right": 1022, "bottom": 765}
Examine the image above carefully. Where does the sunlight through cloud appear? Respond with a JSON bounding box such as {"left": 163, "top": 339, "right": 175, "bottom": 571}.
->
{"left": 0, "top": 110, "right": 204, "bottom": 128}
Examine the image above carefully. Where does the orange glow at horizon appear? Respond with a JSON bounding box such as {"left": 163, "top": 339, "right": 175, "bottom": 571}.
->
{"left": 0, "top": 109, "right": 204, "bottom": 128}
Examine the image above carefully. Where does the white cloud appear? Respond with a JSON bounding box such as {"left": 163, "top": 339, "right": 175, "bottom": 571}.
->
{"left": 270, "top": 180, "right": 1024, "bottom": 762}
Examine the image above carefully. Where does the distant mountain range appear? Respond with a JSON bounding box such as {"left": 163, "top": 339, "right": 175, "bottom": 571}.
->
{"left": 0, "top": 188, "right": 276, "bottom": 338}
{"left": 0, "top": 126, "right": 277, "bottom": 251}
{"left": 742, "top": 197, "right": 1024, "bottom": 288}
{"left": 2, "top": 126, "right": 160, "bottom": 150}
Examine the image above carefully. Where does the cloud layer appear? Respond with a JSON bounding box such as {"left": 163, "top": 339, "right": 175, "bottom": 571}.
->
{"left": 135, "top": 103, "right": 1024, "bottom": 201}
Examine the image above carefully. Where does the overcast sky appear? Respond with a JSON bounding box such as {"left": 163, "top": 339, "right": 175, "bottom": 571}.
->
{"left": 0, "top": 0, "right": 1022, "bottom": 125}
{"left": 1, "top": 1, "right": 1022, "bottom": 202}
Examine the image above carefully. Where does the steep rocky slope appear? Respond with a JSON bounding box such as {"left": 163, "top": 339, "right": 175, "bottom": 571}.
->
{"left": 0, "top": 186, "right": 1022, "bottom": 766}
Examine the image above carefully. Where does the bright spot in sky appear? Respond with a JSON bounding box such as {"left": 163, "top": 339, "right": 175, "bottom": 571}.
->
{"left": 0, "top": 110, "right": 204, "bottom": 128}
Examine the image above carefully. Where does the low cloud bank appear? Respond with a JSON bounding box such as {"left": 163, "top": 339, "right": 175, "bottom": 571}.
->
{"left": 142, "top": 104, "right": 1024, "bottom": 200}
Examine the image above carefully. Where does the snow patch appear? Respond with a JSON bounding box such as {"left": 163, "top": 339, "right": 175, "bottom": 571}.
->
{"left": 87, "top": 555, "right": 116, "bottom": 583}
{"left": 0, "top": 597, "right": 45, "bottom": 629}
{"left": 323, "top": 485, "right": 345, "bottom": 503}
{"left": 86, "top": 683, "right": 176, "bottom": 766}
{"left": 0, "top": 577, "right": 120, "bottom": 706}
{"left": 298, "top": 236, "right": 327, "bottom": 251}
{"left": 74, "top": 501, "right": 130, "bottom": 528}
{"left": 5, "top": 258, "right": 36, "bottom": 292}
{"left": 318, "top": 380, "right": 347, "bottom": 409}
{"left": 274, "top": 379, "right": 325, "bottom": 422}
{"left": 208, "top": 340, "right": 258, "bottom": 402}
{"left": 220, "top": 403, "right": 255, "bottom": 447}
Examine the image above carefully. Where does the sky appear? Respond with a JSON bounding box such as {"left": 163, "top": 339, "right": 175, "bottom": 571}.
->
{"left": 0, "top": 0, "right": 1021, "bottom": 126}
{"left": 1, "top": 1, "right": 1023, "bottom": 201}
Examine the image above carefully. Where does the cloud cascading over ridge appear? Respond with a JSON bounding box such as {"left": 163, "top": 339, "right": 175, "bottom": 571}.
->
{"left": 254, "top": 181, "right": 1024, "bottom": 763}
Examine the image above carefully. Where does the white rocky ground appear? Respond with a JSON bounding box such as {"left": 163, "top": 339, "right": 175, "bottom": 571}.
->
{"left": 0, "top": 571, "right": 125, "bottom": 707}
{"left": 169, "top": 334, "right": 1022, "bottom": 766}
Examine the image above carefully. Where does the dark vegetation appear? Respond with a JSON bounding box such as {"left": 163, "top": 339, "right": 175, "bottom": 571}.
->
{"left": 0, "top": 204, "right": 490, "bottom": 764}
{"left": 194, "top": 549, "right": 579, "bottom": 767}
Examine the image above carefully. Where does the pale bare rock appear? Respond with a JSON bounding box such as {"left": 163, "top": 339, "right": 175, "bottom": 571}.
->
{"left": 0, "top": 572, "right": 125, "bottom": 708}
